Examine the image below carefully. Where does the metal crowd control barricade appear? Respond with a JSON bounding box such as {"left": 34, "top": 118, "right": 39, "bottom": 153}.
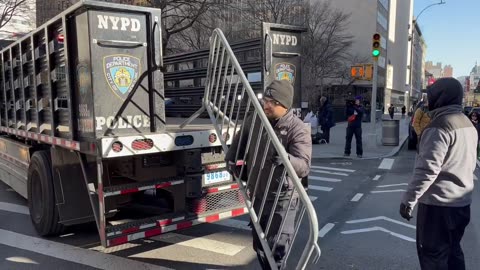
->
{"left": 181, "top": 29, "right": 320, "bottom": 270}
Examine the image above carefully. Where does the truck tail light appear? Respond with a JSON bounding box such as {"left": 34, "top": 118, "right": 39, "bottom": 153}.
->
{"left": 112, "top": 141, "right": 123, "bottom": 152}
{"left": 208, "top": 133, "right": 217, "bottom": 143}
{"left": 132, "top": 139, "right": 154, "bottom": 150}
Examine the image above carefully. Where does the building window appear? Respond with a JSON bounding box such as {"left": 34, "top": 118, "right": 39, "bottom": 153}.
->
{"left": 379, "top": 0, "right": 389, "bottom": 11}
{"left": 377, "top": 11, "right": 388, "bottom": 31}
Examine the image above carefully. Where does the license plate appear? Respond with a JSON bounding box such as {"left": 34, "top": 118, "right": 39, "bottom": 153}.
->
{"left": 204, "top": 170, "right": 231, "bottom": 185}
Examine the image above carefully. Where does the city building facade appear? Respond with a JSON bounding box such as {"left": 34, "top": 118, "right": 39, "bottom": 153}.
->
{"left": 425, "top": 61, "right": 443, "bottom": 78}
{"left": 443, "top": 65, "right": 453, "bottom": 77}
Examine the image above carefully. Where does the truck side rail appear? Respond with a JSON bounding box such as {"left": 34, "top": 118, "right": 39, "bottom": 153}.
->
{"left": 181, "top": 29, "right": 320, "bottom": 270}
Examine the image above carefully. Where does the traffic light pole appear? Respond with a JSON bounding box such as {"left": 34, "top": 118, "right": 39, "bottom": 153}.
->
{"left": 370, "top": 60, "right": 378, "bottom": 125}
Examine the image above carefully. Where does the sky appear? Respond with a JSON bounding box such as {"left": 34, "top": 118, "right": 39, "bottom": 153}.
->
{"left": 413, "top": 0, "right": 479, "bottom": 78}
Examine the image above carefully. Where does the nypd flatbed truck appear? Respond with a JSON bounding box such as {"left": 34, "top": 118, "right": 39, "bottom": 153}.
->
{"left": 0, "top": 1, "right": 247, "bottom": 248}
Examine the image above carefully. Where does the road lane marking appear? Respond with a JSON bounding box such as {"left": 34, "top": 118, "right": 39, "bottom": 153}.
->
{"left": 310, "top": 169, "right": 349, "bottom": 176}
{"left": 308, "top": 185, "right": 333, "bottom": 192}
{"left": 341, "top": 226, "right": 416, "bottom": 242}
{"left": 309, "top": 195, "right": 318, "bottom": 202}
{"left": 376, "top": 183, "right": 408, "bottom": 188}
{"left": 372, "top": 175, "right": 381, "bottom": 181}
{"left": 378, "top": 158, "right": 395, "bottom": 170}
{"left": 309, "top": 175, "right": 342, "bottom": 183}
{"left": 346, "top": 216, "right": 416, "bottom": 229}
{"left": 0, "top": 202, "right": 29, "bottom": 215}
{"left": 0, "top": 228, "right": 171, "bottom": 270}
{"left": 311, "top": 165, "right": 355, "bottom": 173}
{"left": 318, "top": 223, "right": 335, "bottom": 238}
{"left": 151, "top": 233, "right": 245, "bottom": 256}
{"left": 371, "top": 189, "right": 406, "bottom": 193}
{"left": 351, "top": 193, "right": 364, "bottom": 202}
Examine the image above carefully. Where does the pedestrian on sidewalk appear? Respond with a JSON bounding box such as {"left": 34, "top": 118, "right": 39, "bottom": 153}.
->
{"left": 401, "top": 105, "right": 406, "bottom": 118}
{"left": 388, "top": 104, "right": 395, "bottom": 119}
{"left": 468, "top": 111, "right": 480, "bottom": 159}
{"left": 226, "top": 80, "right": 311, "bottom": 269}
{"left": 318, "top": 96, "right": 335, "bottom": 144}
{"left": 344, "top": 96, "right": 364, "bottom": 158}
{"left": 412, "top": 99, "right": 431, "bottom": 139}
{"left": 399, "top": 78, "right": 476, "bottom": 270}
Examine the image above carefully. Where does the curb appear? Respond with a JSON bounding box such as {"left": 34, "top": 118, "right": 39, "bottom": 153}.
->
{"left": 311, "top": 135, "right": 409, "bottom": 161}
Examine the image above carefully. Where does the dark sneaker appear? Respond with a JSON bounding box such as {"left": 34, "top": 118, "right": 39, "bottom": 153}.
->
{"left": 357, "top": 154, "right": 363, "bottom": 158}
{"left": 344, "top": 153, "right": 350, "bottom": 157}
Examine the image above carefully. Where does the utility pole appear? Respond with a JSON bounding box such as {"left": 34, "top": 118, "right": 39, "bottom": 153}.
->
{"left": 370, "top": 33, "right": 381, "bottom": 136}
{"left": 370, "top": 60, "right": 378, "bottom": 125}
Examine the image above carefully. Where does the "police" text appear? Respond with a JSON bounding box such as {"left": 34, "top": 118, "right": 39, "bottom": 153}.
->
{"left": 96, "top": 115, "right": 150, "bottom": 130}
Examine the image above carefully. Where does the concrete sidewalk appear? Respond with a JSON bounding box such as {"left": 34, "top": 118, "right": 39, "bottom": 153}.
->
{"left": 312, "top": 114, "right": 410, "bottom": 160}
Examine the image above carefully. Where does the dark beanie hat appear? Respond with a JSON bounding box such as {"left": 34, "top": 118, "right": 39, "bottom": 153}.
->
{"left": 427, "top": 77, "right": 463, "bottom": 111}
{"left": 264, "top": 80, "right": 294, "bottom": 109}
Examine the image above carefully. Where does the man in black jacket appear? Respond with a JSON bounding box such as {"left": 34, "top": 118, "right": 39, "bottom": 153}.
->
{"left": 344, "top": 96, "right": 364, "bottom": 158}
{"left": 225, "top": 80, "right": 311, "bottom": 269}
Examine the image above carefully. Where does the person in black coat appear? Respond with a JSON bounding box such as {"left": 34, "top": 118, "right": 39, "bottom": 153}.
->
{"left": 344, "top": 96, "right": 364, "bottom": 158}
{"left": 318, "top": 96, "right": 335, "bottom": 143}
{"left": 388, "top": 104, "right": 395, "bottom": 119}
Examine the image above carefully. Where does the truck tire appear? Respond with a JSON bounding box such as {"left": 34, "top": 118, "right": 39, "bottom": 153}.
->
{"left": 27, "top": 151, "right": 64, "bottom": 236}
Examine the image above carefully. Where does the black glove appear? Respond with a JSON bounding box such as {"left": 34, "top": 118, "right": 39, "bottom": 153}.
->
{"left": 399, "top": 203, "right": 413, "bottom": 221}
{"left": 226, "top": 161, "right": 236, "bottom": 176}
{"left": 271, "top": 155, "right": 284, "bottom": 167}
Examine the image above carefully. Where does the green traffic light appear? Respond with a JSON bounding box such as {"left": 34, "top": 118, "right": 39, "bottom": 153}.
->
{"left": 372, "top": 49, "right": 380, "bottom": 57}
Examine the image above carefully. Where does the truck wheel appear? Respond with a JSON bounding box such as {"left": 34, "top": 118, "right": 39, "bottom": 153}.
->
{"left": 27, "top": 151, "right": 64, "bottom": 236}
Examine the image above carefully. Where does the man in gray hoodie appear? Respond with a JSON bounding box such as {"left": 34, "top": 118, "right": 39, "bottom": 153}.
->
{"left": 400, "top": 78, "right": 476, "bottom": 270}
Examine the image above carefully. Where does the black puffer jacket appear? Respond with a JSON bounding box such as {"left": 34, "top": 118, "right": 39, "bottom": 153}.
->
{"left": 225, "top": 110, "right": 311, "bottom": 201}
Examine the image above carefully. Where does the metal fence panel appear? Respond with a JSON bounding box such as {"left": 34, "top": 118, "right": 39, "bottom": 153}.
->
{"left": 181, "top": 29, "right": 320, "bottom": 270}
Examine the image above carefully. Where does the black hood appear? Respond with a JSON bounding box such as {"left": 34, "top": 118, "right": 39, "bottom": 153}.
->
{"left": 427, "top": 78, "right": 463, "bottom": 111}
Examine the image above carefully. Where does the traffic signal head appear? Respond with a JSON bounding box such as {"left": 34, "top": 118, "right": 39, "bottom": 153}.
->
{"left": 372, "top": 33, "right": 381, "bottom": 58}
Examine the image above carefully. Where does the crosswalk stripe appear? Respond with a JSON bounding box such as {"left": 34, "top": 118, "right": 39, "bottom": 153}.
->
{"left": 378, "top": 158, "right": 395, "bottom": 170}
{"left": 371, "top": 189, "right": 405, "bottom": 193}
{"left": 151, "top": 233, "right": 245, "bottom": 256}
{"left": 0, "top": 228, "right": 172, "bottom": 270}
{"left": 308, "top": 175, "right": 342, "bottom": 182}
{"left": 309, "top": 195, "right": 318, "bottom": 202}
{"left": 311, "top": 165, "right": 355, "bottom": 173}
{"left": 308, "top": 185, "right": 333, "bottom": 192}
{"left": 310, "top": 169, "right": 349, "bottom": 176}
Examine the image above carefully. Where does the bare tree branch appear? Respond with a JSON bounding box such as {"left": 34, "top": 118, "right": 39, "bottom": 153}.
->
{"left": 0, "top": 0, "right": 29, "bottom": 29}
{"left": 302, "top": 0, "right": 353, "bottom": 105}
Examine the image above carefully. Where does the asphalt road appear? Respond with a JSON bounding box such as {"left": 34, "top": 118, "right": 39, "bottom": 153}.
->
{"left": 0, "top": 146, "right": 479, "bottom": 269}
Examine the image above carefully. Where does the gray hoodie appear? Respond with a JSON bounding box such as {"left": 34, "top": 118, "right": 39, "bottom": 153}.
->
{"left": 402, "top": 78, "right": 477, "bottom": 208}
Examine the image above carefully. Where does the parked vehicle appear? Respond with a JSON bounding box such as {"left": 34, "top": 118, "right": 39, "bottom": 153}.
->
{"left": 0, "top": 0, "right": 314, "bottom": 253}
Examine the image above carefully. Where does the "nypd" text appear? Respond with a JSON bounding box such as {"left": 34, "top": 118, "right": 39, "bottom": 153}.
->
{"left": 272, "top": 34, "right": 298, "bottom": 46}
{"left": 97, "top": 15, "right": 141, "bottom": 32}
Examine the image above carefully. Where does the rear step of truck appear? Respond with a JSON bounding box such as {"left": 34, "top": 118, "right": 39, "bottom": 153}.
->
{"left": 78, "top": 153, "right": 245, "bottom": 248}
{"left": 105, "top": 204, "right": 247, "bottom": 247}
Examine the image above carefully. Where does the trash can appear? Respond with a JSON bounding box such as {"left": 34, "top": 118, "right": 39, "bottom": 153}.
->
{"left": 382, "top": 119, "right": 399, "bottom": 146}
